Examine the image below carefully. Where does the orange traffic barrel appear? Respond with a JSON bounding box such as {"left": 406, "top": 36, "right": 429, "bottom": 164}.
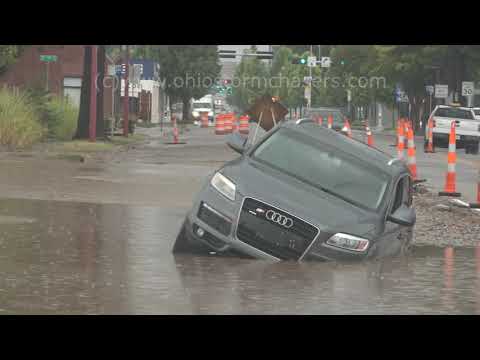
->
{"left": 239, "top": 115, "right": 250, "bottom": 135}
{"left": 224, "top": 113, "right": 233, "bottom": 134}
{"left": 215, "top": 114, "right": 225, "bottom": 135}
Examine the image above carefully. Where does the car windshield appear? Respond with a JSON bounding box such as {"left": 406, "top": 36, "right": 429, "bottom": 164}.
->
{"left": 251, "top": 128, "right": 390, "bottom": 210}
{"left": 193, "top": 103, "right": 211, "bottom": 109}
{"left": 434, "top": 108, "right": 474, "bottom": 120}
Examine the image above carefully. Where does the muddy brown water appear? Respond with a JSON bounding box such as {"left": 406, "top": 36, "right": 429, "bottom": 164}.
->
{"left": 0, "top": 198, "right": 479, "bottom": 314}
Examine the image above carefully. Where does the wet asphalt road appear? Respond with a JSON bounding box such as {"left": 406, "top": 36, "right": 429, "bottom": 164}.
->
{"left": 0, "top": 124, "right": 479, "bottom": 314}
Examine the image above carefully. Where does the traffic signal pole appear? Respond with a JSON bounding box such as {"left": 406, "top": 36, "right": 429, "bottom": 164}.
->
{"left": 123, "top": 45, "right": 130, "bottom": 137}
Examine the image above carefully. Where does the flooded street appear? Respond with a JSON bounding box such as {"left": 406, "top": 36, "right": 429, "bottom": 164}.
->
{"left": 1, "top": 197, "right": 480, "bottom": 314}
{"left": 1, "top": 126, "right": 479, "bottom": 314}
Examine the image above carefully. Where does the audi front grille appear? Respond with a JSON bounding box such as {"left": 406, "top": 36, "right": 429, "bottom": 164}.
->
{"left": 197, "top": 202, "right": 232, "bottom": 236}
{"left": 236, "top": 198, "right": 319, "bottom": 261}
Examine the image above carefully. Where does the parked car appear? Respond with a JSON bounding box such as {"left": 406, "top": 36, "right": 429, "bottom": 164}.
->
{"left": 173, "top": 119, "right": 415, "bottom": 262}
{"left": 425, "top": 105, "right": 480, "bottom": 154}
{"left": 473, "top": 107, "right": 480, "bottom": 121}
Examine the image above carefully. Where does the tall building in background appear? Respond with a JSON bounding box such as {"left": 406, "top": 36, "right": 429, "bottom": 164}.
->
{"left": 218, "top": 45, "right": 272, "bottom": 80}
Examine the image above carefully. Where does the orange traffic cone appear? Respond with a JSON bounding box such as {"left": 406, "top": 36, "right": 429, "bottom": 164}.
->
{"left": 439, "top": 121, "right": 462, "bottom": 197}
{"left": 327, "top": 114, "right": 333, "bottom": 129}
{"left": 215, "top": 114, "right": 225, "bottom": 135}
{"left": 389, "top": 118, "right": 402, "bottom": 147}
{"left": 365, "top": 121, "right": 374, "bottom": 147}
{"left": 406, "top": 125, "right": 426, "bottom": 184}
{"left": 425, "top": 117, "right": 435, "bottom": 153}
{"left": 469, "top": 170, "right": 480, "bottom": 208}
{"left": 342, "top": 119, "right": 352, "bottom": 138}
{"left": 397, "top": 119, "right": 406, "bottom": 160}
{"left": 173, "top": 126, "right": 179, "bottom": 144}
{"left": 200, "top": 112, "right": 209, "bottom": 128}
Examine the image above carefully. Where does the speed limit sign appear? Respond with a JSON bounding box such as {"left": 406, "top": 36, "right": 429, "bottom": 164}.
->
{"left": 462, "top": 81, "right": 474, "bottom": 96}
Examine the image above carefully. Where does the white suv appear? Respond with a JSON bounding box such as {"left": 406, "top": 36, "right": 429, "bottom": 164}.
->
{"left": 426, "top": 105, "right": 480, "bottom": 154}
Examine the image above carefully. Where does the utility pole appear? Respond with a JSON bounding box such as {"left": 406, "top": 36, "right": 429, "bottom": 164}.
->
{"left": 89, "top": 45, "right": 98, "bottom": 142}
{"left": 123, "top": 45, "right": 130, "bottom": 137}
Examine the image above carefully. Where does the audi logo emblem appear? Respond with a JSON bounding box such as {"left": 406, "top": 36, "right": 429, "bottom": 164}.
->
{"left": 265, "top": 210, "right": 294, "bottom": 229}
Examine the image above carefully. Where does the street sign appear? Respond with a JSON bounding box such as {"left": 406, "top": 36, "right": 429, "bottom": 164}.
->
{"left": 40, "top": 55, "right": 58, "bottom": 62}
{"left": 395, "top": 87, "right": 409, "bottom": 102}
{"left": 303, "top": 76, "right": 313, "bottom": 84}
{"left": 307, "top": 56, "right": 317, "bottom": 67}
{"left": 435, "top": 84, "right": 448, "bottom": 98}
{"left": 320, "top": 57, "right": 331, "bottom": 68}
{"left": 426, "top": 85, "right": 434, "bottom": 95}
{"left": 108, "top": 65, "right": 116, "bottom": 76}
{"left": 462, "top": 81, "right": 474, "bottom": 96}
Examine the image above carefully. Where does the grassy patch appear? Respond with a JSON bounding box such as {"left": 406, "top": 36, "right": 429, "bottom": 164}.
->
{"left": 0, "top": 89, "right": 44, "bottom": 148}
{"left": 53, "top": 140, "right": 116, "bottom": 153}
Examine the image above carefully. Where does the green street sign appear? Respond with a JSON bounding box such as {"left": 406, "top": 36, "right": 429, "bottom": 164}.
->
{"left": 40, "top": 55, "right": 58, "bottom": 62}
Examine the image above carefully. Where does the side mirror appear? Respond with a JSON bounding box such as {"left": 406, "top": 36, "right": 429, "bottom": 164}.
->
{"left": 226, "top": 132, "right": 248, "bottom": 154}
{"left": 387, "top": 205, "right": 416, "bottom": 227}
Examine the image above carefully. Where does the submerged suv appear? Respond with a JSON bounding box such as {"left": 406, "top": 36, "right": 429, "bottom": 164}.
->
{"left": 173, "top": 120, "right": 416, "bottom": 262}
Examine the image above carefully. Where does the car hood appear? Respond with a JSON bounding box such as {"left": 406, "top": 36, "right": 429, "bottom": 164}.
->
{"left": 221, "top": 158, "right": 379, "bottom": 237}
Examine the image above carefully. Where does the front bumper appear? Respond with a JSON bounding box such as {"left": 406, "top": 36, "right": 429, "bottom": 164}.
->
{"left": 185, "top": 186, "right": 370, "bottom": 262}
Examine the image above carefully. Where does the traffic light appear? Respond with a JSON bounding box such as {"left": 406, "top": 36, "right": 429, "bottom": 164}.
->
{"left": 291, "top": 56, "right": 307, "bottom": 65}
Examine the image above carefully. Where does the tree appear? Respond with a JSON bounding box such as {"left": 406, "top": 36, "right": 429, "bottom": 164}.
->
{"left": 228, "top": 51, "right": 270, "bottom": 112}
{"left": 0, "top": 46, "right": 26, "bottom": 75}
{"left": 138, "top": 45, "right": 221, "bottom": 121}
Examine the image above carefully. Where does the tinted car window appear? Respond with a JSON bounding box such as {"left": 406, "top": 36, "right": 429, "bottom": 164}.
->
{"left": 251, "top": 128, "right": 390, "bottom": 210}
{"left": 434, "top": 108, "right": 474, "bottom": 120}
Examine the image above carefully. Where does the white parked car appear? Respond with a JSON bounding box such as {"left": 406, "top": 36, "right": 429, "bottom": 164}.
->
{"left": 473, "top": 107, "right": 480, "bottom": 121}
{"left": 425, "top": 105, "right": 480, "bottom": 154}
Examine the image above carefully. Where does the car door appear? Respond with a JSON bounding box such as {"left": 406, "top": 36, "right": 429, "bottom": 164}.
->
{"left": 376, "top": 175, "right": 413, "bottom": 258}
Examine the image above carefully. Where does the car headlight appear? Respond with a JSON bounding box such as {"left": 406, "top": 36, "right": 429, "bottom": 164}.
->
{"left": 326, "top": 233, "right": 369, "bottom": 252}
{"left": 192, "top": 111, "right": 199, "bottom": 117}
{"left": 210, "top": 172, "right": 236, "bottom": 201}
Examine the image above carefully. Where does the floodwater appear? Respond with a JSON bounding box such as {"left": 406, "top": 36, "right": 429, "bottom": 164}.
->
{"left": 1, "top": 198, "right": 480, "bottom": 315}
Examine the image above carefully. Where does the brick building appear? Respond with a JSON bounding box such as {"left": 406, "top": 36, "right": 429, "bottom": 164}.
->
{"left": 0, "top": 45, "right": 114, "bottom": 118}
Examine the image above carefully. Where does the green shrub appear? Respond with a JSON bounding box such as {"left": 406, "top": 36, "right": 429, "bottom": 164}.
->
{"left": 0, "top": 88, "right": 44, "bottom": 148}
{"left": 46, "top": 97, "right": 78, "bottom": 141}
{"left": 23, "top": 87, "right": 78, "bottom": 141}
